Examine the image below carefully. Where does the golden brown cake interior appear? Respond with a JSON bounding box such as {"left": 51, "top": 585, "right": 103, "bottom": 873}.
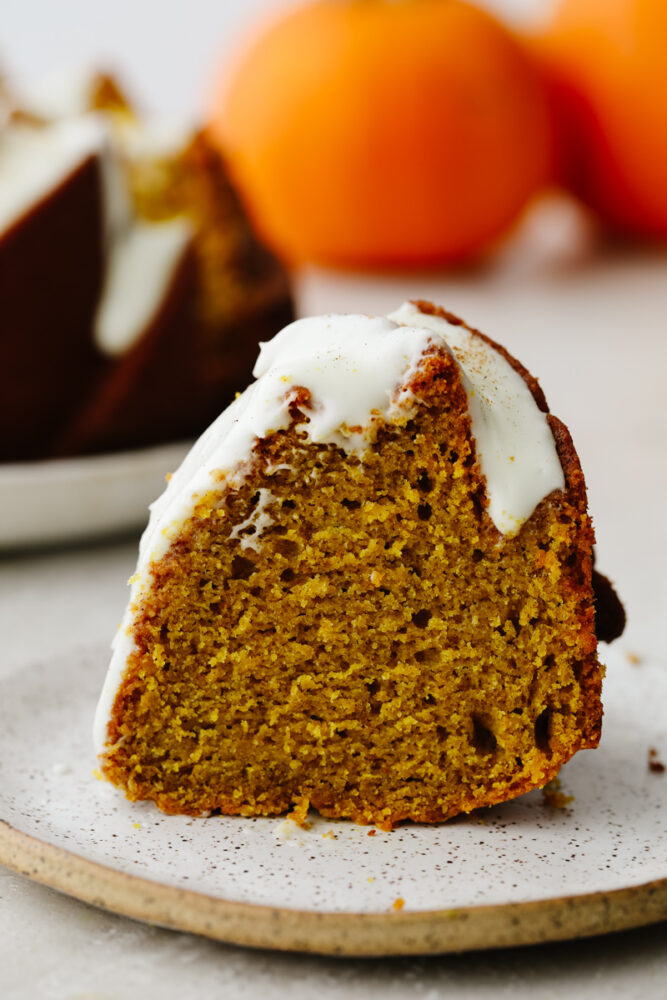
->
{"left": 101, "top": 349, "right": 601, "bottom": 828}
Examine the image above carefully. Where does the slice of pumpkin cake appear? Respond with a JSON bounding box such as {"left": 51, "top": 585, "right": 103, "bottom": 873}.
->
{"left": 94, "top": 300, "right": 623, "bottom": 827}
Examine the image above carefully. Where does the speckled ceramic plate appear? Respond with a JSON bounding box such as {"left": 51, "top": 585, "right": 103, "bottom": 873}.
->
{"left": 0, "top": 442, "right": 191, "bottom": 549}
{"left": 0, "top": 644, "right": 665, "bottom": 955}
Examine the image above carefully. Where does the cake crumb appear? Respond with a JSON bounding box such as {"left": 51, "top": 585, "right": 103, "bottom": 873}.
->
{"left": 367, "top": 877, "right": 375, "bottom": 883}
{"left": 392, "top": 898, "right": 405, "bottom": 911}
{"left": 133, "top": 822, "right": 142, "bottom": 829}
{"left": 542, "top": 778, "right": 574, "bottom": 809}
{"left": 322, "top": 829, "right": 337, "bottom": 840}
{"left": 648, "top": 748, "right": 665, "bottom": 774}
{"left": 367, "top": 829, "right": 376, "bottom": 837}
{"left": 92, "top": 768, "right": 103, "bottom": 781}
{"left": 626, "top": 651, "right": 643, "bottom": 666}
{"left": 287, "top": 796, "right": 312, "bottom": 829}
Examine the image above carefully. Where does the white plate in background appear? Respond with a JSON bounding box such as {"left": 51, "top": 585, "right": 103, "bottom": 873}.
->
{"left": 0, "top": 442, "right": 192, "bottom": 549}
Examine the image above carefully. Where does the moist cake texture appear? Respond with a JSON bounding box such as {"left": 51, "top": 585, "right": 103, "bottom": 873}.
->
{"left": 94, "top": 301, "right": 622, "bottom": 827}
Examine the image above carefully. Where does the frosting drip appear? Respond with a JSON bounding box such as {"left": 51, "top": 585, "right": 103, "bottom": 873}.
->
{"left": 253, "top": 314, "right": 432, "bottom": 450}
{"left": 94, "top": 219, "right": 191, "bottom": 355}
{"left": 388, "top": 302, "right": 565, "bottom": 535}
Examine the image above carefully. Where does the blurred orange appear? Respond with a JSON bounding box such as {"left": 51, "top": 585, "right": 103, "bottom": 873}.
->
{"left": 540, "top": 0, "right": 667, "bottom": 237}
{"left": 209, "top": 0, "right": 552, "bottom": 268}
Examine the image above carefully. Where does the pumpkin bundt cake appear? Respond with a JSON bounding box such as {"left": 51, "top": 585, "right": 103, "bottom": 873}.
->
{"left": 94, "top": 300, "right": 624, "bottom": 827}
{"left": 0, "top": 71, "right": 292, "bottom": 460}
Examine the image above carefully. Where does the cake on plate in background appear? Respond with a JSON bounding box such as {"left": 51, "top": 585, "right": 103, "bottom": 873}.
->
{"left": 0, "top": 70, "right": 293, "bottom": 461}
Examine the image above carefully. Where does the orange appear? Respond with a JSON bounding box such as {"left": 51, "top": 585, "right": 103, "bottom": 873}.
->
{"left": 540, "top": 0, "right": 667, "bottom": 236}
{"left": 208, "top": 0, "right": 552, "bottom": 267}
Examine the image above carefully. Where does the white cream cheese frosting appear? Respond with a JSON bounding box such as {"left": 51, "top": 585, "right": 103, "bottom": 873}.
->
{"left": 93, "top": 218, "right": 192, "bottom": 356}
{"left": 93, "top": 306, "right": 565, "bottom": 755}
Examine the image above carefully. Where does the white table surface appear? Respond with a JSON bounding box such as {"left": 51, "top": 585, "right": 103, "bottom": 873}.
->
{"left": 2, "top": 0, "right": 666, "bottom": 991}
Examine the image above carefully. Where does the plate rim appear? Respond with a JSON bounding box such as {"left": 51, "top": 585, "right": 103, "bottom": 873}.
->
{"left": 0, "top": 439, "right": 194, "bottom": 484}
{"left": 1, "top": 817, "right": 665, "bottom": 956}
{"left": 0, "top": 439, "right": 194, "bottom": 549}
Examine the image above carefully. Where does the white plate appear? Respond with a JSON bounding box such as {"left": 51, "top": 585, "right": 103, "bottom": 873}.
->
{"left": 0, "top": 443, "right": 192, "bottom": 549}
{"left": 0, "top": 644, "right": 665, "bottom": 955}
